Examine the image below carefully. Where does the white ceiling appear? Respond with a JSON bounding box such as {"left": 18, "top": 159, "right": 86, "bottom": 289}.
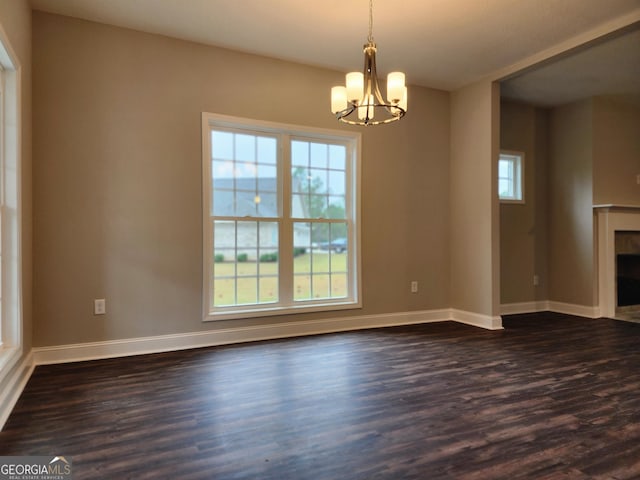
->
{"left": 31, "top": 0, "right": 640, "bottom": 103}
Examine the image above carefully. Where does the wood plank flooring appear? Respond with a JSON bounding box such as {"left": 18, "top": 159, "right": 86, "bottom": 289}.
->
{"left": 1, "top": 312, "right": 640, "bottom": 479}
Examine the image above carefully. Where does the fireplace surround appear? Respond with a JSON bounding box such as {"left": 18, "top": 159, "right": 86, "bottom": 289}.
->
{"left": 595, "top": 205, "right": 640, "bottom": 319}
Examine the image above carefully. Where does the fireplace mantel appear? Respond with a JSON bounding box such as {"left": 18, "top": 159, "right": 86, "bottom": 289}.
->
{"left": 594, "top": 204, "right": 640, "bottom": 212}
{"left": 594, "top": 205, "right": 640, "bottom": 318}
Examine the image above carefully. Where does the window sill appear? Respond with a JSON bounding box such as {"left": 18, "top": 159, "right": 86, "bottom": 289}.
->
{"left": 204, "top": 300, "right": 362, "bottom": 322}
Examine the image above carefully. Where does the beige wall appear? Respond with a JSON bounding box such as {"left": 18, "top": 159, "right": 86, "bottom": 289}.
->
{"left": 450, "top": 80, "right": 500, "bottom": 319}
{"left": 32, "top": 12, "right": 451, "bottom": 347}
{"left": 592, "top": 96, "right": 640, "bottom": 206}
{"left": 0, "top": 0, "right": 32, "bottom": 394}
{"left": 548, "top": 99, "right": 596, "bottom": 306}
{"left": 500, "top": 101, "right": 549, "bottom": 304}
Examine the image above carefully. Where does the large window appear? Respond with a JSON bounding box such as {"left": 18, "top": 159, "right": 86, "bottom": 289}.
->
{"left": 498, "top": 151, "right": 524, "bottom": 203}
{"left": 202, "top": 114, "right": 360, "bottom": 320}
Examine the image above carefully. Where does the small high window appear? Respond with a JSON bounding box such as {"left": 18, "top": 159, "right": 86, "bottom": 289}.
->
{"left": 498, "top": 151, "right": 524, "bottom": 203}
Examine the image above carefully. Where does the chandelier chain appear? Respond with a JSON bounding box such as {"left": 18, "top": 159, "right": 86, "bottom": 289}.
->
{"left": 368, "top": 0, "right": 374, "bottom": 43}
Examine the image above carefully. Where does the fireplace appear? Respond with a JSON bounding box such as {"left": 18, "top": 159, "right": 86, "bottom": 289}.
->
{"left": 595, "top": 206, "right": 640, "bottom": 320}
{"left": 615, "top": 231, "right": 640, "bottom": 309}
{"left": 617, "top": 254, "right": 640, "bottom": 306}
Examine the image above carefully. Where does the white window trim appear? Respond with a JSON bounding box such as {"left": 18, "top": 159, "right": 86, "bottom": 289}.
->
{"left": 201, "top": 113, "right": 362, "bottom": 321}
{"left": 498, "top": 150, "right": 525, "bottom": 204}
{"left": 0, "top": 23, "right": 24, "bottom": 383}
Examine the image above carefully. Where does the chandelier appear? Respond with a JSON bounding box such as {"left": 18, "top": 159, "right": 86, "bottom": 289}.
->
{"left": 331, "top": 0, "right": 407, "bottom": 126}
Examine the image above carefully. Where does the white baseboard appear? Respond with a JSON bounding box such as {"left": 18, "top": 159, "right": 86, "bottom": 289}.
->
{"left": 547, "top": 301, "right": 600, "bottom": 319}
{"left": 500, "top": 300, "right": 600, "bottom": 319}
{"left": 26, "top": 303, "right": 604, "bottom": 367}
{"left": 0, "top": 351, "right": 34, "bottom": 431}
{"left": 500, "top": 301, "right": 549, "bottom": 315}
{"left": 32, "top": 309, "right": 455, "bottom": 366}
{"left": 451, "top": 309, "right": 503, "bottom": 330}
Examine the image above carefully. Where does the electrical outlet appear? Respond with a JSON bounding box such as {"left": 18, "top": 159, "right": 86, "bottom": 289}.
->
{"left": 637, "top": 174, "right": 640, "bottom": 185}
{"left": 533, "top": 275, "right": 540, "bottom": 286}
{"left": 411, "top": 281, "right": 418, "bottom": 293}
{"left": 94, "top": 298, "right": 106, "bottom": 315}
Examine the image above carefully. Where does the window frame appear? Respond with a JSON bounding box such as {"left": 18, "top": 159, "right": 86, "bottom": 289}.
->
{"left": 0, "top": 24, "right": 23, "bottom": 383}
{"left": 498, "top": 150, "right": 525, "bottom": 204}
{"left": 0, "top": 63, "right": 3, "bottom": 347}
{"left": 201, "top": 113, "right": 361, "bottom": 321}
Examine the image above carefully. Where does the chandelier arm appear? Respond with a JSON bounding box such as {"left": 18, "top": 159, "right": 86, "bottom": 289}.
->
{"left": 334, "top": 104, "right": 357, "bottom": 120}
{"left": 338, "top": 106, "right": 406, "bottom": 126}
{"left": 363, "top": 43, "right": 374, "bottom": 123}
{"left": 366, "top": 44, "right": 386, "bottom": 106}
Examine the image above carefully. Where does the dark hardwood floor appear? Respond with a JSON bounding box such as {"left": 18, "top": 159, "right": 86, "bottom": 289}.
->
{"left": 1, "top": 312, "right": 640, "bottom": 479}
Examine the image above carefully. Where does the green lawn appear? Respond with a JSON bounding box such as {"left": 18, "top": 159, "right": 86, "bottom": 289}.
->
{"left": 213, "top": 253, "right": 348, "bottom": 306}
